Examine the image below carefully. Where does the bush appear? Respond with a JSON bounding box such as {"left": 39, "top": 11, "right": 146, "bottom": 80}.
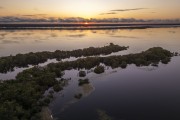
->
{"left": 161, "top": 57, "right": 171, "bottom": 64}
{"left": 53, "top": 84, "right": 62, "bottom": 92}
{"left": 94, "top": 66, "right": 105, "bottom": 74}
{"left": 79, "top": 71, "right": 86, "bottom": 77}
{"left": 120, "top": 61, "right": 127, "bottom": 68}
{"left": 174, "top": 52, "right": 179, "bottom": 56}
{"left": 43, "top": 98, "right": 50, "bottom": 104}
{"left": 79, "top": 79, "right": 89, "bottom": 86}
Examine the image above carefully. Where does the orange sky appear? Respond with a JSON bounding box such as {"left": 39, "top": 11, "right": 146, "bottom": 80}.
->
{"left": 0, "top": 0, "right": 180, "bottom": 19}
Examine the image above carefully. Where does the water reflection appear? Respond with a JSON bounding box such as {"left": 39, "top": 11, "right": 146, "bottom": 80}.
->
{"left": 50, "top": 56, "right": 180, "bottom": 120}
{"left": 0, "top": 27, "right": 180, "bottom": 57}
{"left": 0, "top": 27, "right": 180, "bottom": 120}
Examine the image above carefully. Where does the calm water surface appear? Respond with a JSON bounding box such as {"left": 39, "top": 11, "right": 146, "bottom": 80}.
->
{"left": 0, "top": 27, "right": 180, "bottom": 56}
{"left": 51, "top": 57, "right": 180, "bottom": 120}
{"left": 0, "top": 28, "right": 180, "bottom": 120}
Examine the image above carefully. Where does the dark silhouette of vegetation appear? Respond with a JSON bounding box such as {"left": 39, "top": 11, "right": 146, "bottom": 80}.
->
{"left": 79, "top": 79, "right": 89, "bottom": 86}
{"left": 79, "top": 71, "right": 86, "bottom": 77}
{"left": 174, "top": 52, "right": 179, "bottom": 56}
{"left": 161, "top": 57, "right": 171, "bottom": 64}
{"left": 45, "top": 47, "right": 173, "bottom": 71}
{"left": 94, "top": 66, "right": 105, "bottom": 74}
{"left": 120, "top": 61, "right": 127, "bottom": 68}
{"left": 74, "top": 93, "right": 83, "bottom": 99}
{"left": 0, "top": 47, "right": 174, "bottom": 120}
{"left": 0, "top": 43, "right": 128, "bottom": 73}
{"left": 53, "top": 84, "right": 63, "bottom": 92}
{"left": 43, "top": 98, "right": 51, "bottom": 105}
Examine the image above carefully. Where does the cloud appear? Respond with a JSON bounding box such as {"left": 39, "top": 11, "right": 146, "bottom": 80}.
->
{"left": 151, "top": 12, "right": 156, "bottom": 14}
{"left": 21, "top": 14, "right": 47, "bottom": 17}
{"left": 0, "top": 6, "right": 4, "bottom": 9}
{"left": 66, "top": 34, "right": 86, "bottom": 38}
{"left": 111, "top": 8, "right": 147, "bottom": 12}
{"left": 100, "top": 12, "right": 117, "bottom": 15}
{"left": 0, "top": 16, "right": 179, "bottom": 23}
{"left": 0, "top": 40, "right": 19, "bottom": 44}
{"left": 0, "top": 16, "right": 58, "bottom": 22}
{"left": 111, "top": 35, "right": 140, "bottom": 39}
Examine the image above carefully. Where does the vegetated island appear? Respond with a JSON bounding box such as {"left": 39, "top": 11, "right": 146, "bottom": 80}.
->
{"left": 0, "top": 43, "right": 128, "bottom": 73}
{"left": 0, "top": 47, "right": 175, "bottom": 120}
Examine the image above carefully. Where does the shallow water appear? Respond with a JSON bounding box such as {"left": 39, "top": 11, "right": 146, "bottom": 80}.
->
{"left": 0, "top": 27, "right": 180, "bottom": 120}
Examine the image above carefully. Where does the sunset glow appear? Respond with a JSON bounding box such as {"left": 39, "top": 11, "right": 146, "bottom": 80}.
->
{"left": 0, "top": 0, "right": 180, "bottom": 21}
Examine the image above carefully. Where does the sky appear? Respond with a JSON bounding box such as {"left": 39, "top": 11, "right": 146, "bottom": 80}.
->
{"left": 0, "top": 0, "right": 180, "bottom": 21}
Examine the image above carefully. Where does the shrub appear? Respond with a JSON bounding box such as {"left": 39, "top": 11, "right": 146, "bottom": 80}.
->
{"left": 79, "top": 71, "right": 86, "bottom": 77}
{"left": 79, "top": 79, "right": 89, "bottom": 86}
{"left": 43, "top": 98, "right": 50, "bottom": 104}
{"left": 161, "top": 57, "right": 171, "bottom": 64}
{"left": 120, "top": 61, "right": 127, "bottom": 68}
{"left": 53, "top": 84, "right": 62, "bottom": 92}
{"left": 94, "top": 66, "right": 105, "bottom": 74}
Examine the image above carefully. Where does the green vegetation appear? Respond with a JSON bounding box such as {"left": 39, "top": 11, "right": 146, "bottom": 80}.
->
{"left": 79, "top": 71, "right": 86, "bottom": 77}
{"left": 0, "top": 43, "right": 128, "bottom": 73}
{"left": 46, "top": 47, "right": 173, "bottom": 72}
{"left": 53, "top": 84, "right": 63, "bottom": 92}
{"left": 120, "top": 61, "right": 127, "bottom": 68}
{"left": 79, "top": 79, "right": 89, "bottom": 86}
{"left": 0, "top": 47, "right": 174, "bottom": 120}
{"left": 94, "top": 66, "right": 105, "bottom": 74}
{"left": 0, "top": 66, "right": 67, "bottom": 120}
{"left": 161, "top": 57, "right": 171, "bottom": 64}
{"left": 43, "top": 98, "right": 51, "bottom": 104}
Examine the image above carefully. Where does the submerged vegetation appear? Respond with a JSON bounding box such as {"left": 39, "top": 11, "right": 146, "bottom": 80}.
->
{"left": 97, "top": 109, "right": 112, "bottom": 120}
{"left": 79, "top": 79, "right": 90, "bottom": 86}
{"left": 0, "top": 43, "right": 128, "bottom": 73}
{"left": 74, "top": 93, "right": 83, "bottom": 99}
{"left": 0, "top": 46, "right": 175, "bottom": 120}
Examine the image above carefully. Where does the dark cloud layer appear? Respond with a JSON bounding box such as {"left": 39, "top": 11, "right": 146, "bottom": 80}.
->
{"left": 0, "top": 16, "right": 179, "bottom": 23}
{"left": 22, "top": 14, "right": 47, "bottom": 17}
{"left": 100, "top": 12, "right": 117, "bottom": 15}
{"left": 100, "top": 8, "right": 147, "bottom": 16}
{"left": 111, "top": 8, "right": 147, "bottom": 12}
